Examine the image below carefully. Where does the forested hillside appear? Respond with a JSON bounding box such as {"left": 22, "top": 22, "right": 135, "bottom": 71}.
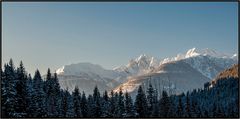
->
{"left": 1, "top": 59, "right": 238, "bottom": 118}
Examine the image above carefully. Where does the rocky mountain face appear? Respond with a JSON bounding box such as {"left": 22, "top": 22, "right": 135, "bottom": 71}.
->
{"left": 55, "top": 48, "right": 237, "bottom": 95}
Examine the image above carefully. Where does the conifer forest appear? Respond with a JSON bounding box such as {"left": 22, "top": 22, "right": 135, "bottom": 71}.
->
{"left": 1, "top": 59, "right": 239, "bottom": 118}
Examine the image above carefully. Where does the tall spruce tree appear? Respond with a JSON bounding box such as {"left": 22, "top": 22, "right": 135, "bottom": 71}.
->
{"left": 72, "top": 86, "right": 82, "bottom": 117}
{"left": 135, "top": 86, "right": 148, "bottom": 117}
{"left": 117, "top": 88, "right": 125, "bottom": 117}
{"left": 93, "top": 86, "right": 102, "bottom": 117}
{"left": 185, "top": 92, "right": 191, "bottom": 117}
{"left": 124, "top": 91, "right": 135, "bottom": 117}
{"left": 15, "top": 61, "right": 28, "bottom": 117}
{"left": 147, "top": 83, "right": 154, "bottom": 117}
{"left": 32, "top": 70, "right": 46, "bottom": 117}
{"left": 159, "top": 90, "right": 170, "bottom": 117}
{"left": 2, "top": 60, "right": 18, "bottom": 117}
{"left": 176, "top": 95, "right": 183, "bottom": 117}
{"left": 101, "top": 90, "right": 110, "bottom": 117}
{"left": 109, "top": 90, "right": 116, "bottom": 117}
{"left": 80, "top": 91, "right": 88, "bottom": 117}
{"left": 87, "top": 95, "right": 94, "bottom": 117}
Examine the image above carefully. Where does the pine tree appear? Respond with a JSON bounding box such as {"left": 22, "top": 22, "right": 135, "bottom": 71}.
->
{"left": 147, "top": 83, "right": 154, "bottom": 117}
{"left": 15, "top": 61, "right": 28, "bottom": 117}
{"left": 124, "top": 91, "right": 135, "bottom": 117}
{"left": 190, "top": 98, "right": 197, "bottom": 117}
{"left": 152, "top": 89, "right": 159, "bottom": 117}
{"left": 32, "top": 70, "right": 47, "bottom": 117}
{"left": 113, "top": 92, "right": 119, "bottom": 116}
{"left": 159, "top": 90, "right": 170, "bottom": 117}
{"left": 26, "top": 74, "right": 35, "bottom": 117}
{"left": 66, "top": 90, "right": 74, "bottom": 117}
{"left": 117, "top": 88, "right": 125, "bottom": 117}
{"left": 72, "top": 86, "right": 82, "bottom": 117}
{"left": 101, "top": 90, "right": 110, "bottom": 117}
{"left": 168, "top": 96, "right": 177, "bottom": 117}
{"left": 45, "top": 70, "right": 61, "bottom": 117}
{"left": 2, "top": 60, "right": 18, "bottom": 117}
{"left": 176, "top": 96, "right": 183, "bottom": 117}
{"left": 87, "top": 95, "right": 94, "bottom": 117}
{"left": 185, "top": 92, "right": 191, "bottom": 117}
{"left": 92, "top": 86, "right": 102, "bottom": 117}
{"left": 135, "top": 86, "right": 148, "bottom": 117}
{"left": 80, "top": 91, "right": 88, "bottom": 117}
{"left": 109, "top": 90, "right": 116, "bottom": 117}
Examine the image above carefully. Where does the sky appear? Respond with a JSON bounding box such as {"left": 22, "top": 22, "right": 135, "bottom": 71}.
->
{"left": 2, "top": 2, "right": 238, "bottom": 75}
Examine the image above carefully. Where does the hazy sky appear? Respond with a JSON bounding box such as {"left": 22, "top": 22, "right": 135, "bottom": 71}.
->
{"left": 3, "top": 2, "right": 238, "bottom": 75}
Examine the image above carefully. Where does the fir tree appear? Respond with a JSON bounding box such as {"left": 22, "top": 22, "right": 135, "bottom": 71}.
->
{"left": 159, "top": 90, "right": 170, "bottom": 117}
{"left": 15, "top": 61, "right": 28, "bottom": 117}
{"left": 124, "top": 91, "right": 135, "bottom": 117}
{"left": 87, "top": 95, "right": 94, "bottom": 117}
{"left": 72, "top": 86, "right": 82, "bottom": 117}
{"left": 109, "top": 90, "right": 116, "bottom": 117}
{"left": 101, "top": 90, "right": 110, "bottom": 117}
{"left": 32, "top": 70, "right": 47, "bottom": 117}
{"left": 92, "top": 86, "right": 102, "bottom": 117}
{"left": 147, "top": 83, "right": 154, "bottom": 117}
{"left": 185, "top": 92, "right": 191, "bottom": 117}
{"left": 80, "top": 91, "right": 88, "bottom": 117}
{"left": 2, "top": 61, "right": 18, "bottom": 117}
{"left": 135, "top": 86, "right": 148, "bottom": 117}
{"left": 176, "top": 96, "right": 183, "bottom": 117}
{"left": 117, "top": 88, "right": 125, "bottom": 117}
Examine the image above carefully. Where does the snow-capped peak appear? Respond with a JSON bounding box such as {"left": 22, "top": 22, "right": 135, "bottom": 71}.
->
{"left": 135, "top": 54, "right": 150, "bottom": 62}
{"left": 185, "top": 47, "right": 200, "bottom": 58}
{"left": 160, "top": 48, "right": 235, "bottom": 66}
{"left": 114, "top": 54, "right": 159, "bottom": 76}
{"left": 56, "top": 66, "right": 65, "bottom": 75}
{"left": 185, "top": 48, "right": 231, "bottom": 59}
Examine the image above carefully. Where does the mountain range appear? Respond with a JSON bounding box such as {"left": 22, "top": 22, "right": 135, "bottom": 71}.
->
{"left": 55, "top": 48, "right": 237, "bottom": 95}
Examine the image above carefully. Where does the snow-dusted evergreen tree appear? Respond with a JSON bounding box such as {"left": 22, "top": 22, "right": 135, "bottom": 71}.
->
{"left": 80, "top": 91, "right": 88, "bottom": 117}
{"left": 15, "top": 61, "right": 28, "bottom": 117}
{"left": 159, "top": 90, "right": 170, "bottom": 117}
{"left": 124, "top": 91, "right": 135, "bottom": 117}
{"left": 147, "top": 83, "right": 154, "bottom": 117}
{"left": 152, "top": 89, "right": 159, "bottom": 117}
{"left": 134, "top": 86, "right": 148, "bottom": 117}
{"left": 92, "top": 86, "right": 102, "bottom": 117}
{"left": 72, "top": 86, "right": 82, "bottom": 117}
{"left": 2, "top": 59, "right": 18, "bottom": 117}
{"left": 101, "top": 90, "right": 110, "bottom": 117}
{"left": 168, "top": 96, "right": 177, "bottom": 117}
{"left": 109, "top": 90, "right": 117, "bottom": 117}
{"left": 176, "top": 95, "right": 183, "bottom": 117}
{"left": 66, "top": 93, "right": 75, "bottom": 117}
{"left": 44, "top": 68, "right": 52, "bottom": 116}
{"left": 32, "top": 70, "right": 47, "bottom": 117}
{"left": 184, "top": 92, "right": 191, "bottom": 117}
{"left": 44, "top": 69, "right": 61, "bottom": 117}
{"left": 26, "top": 74, "right": 35, "bottom": 117}
{"left": 117, "top": 88, "right": 125, "bottom": 117}
{"left": 87, "top": 94, "right": 94, "bottom": 117}
{"left": 60, "top": 88, "right": 74, "bottom": 117}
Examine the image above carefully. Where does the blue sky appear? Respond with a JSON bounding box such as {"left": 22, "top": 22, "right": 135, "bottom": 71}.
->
{"left": 2, "top": 2, "right": 238, "bottom": 75}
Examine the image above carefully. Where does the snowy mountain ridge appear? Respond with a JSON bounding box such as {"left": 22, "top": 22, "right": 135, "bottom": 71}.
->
{"left": 159, "top": 48, "right": 236, "bottom": 65}
{"left": 55, "top": 48, "right": 237, "bottom": 94}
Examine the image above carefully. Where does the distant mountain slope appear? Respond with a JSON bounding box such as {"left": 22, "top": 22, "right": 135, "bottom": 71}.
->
{"left": 114, "top": 61, "right": 210, "bottom": 97}
{"left": 55, "top": 48, "right": 237, "bottom": 95}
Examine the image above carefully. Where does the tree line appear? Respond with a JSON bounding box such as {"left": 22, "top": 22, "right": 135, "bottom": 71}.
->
{"left": 1, "top": 59, "right": 239, "bottom": 118}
